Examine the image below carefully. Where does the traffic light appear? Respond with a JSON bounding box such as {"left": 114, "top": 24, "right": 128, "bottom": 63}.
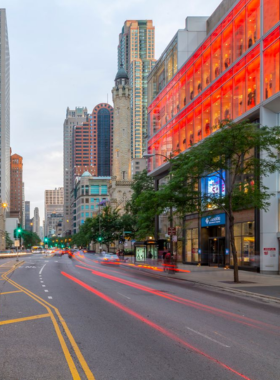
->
{"left": 44, "top": 237, "right": 48, "bottom": 243}
{"left": 97, "top": 236, "right": 103, "bottom": 242}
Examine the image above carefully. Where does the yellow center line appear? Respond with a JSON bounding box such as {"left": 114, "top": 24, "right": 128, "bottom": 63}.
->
{"left": 2, "top": 270, "right": 85, "bottom": 380}
{"left": 0, "top": 290, "right": 22, "bottom": 295}
{"left": 0, "top": 313, "right": 50, "bottom": 326}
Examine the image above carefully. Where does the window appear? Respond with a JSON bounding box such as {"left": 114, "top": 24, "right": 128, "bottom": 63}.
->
{"left": 246, "top": 56, "right": 260, "bottom": 111}
{"left": 211, "top": 89, "right": 221, "bottom": 129}
{"left": 233, "top": 69, "right": 246, "bottom": 118}
{"left": 202, "top": 97, "right": 211, "bottom": 138}
{"left": 101, "top": 185, "right": 107, "bottom": 194}
{"left": 222, "top": 23, "right": 232, "bottom": 71}
{"left": 263, "top": 0, "right": 279, "bottom": 34}
{"left": 91, "top": 185, "right": 99, "bottom": 194}
{"left": 234, "top": 9, "right": 246, "bottom": 60}
{"left": 212, "top": 36, "right": 222, "bottom": 79}
{"left": 247, "top": 0, "right": 260, "bottom": 49}
{"left": 202, "top": 48, "right": 211, "bottom": 89}
{"left": 232, "top": 222, "right": 255, "bottom": 266}
{"left": 194, "top": 58, "right": 202, "bottom": 96}
{"left": 185, "top": 228, "right": 199, "bottom": 262}
{"left": 264, "top": 40, "right": 280, "bottom": 99}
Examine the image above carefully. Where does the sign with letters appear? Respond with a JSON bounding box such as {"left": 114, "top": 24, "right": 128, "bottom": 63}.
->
{"left": 201, "top": 213, "right": 226, "bottom": 227}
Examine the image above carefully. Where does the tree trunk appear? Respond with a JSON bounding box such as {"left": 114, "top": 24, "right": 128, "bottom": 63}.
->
{"left": 228, "top": 214, "right": 239, "bottom": 283}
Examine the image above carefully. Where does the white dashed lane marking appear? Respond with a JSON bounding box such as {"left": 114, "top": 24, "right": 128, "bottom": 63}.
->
{"left": 44, "top": 290, "right": 49, "bottom": 292}
{"left": 48, "top": 296, "right": 53, "bottom": 299}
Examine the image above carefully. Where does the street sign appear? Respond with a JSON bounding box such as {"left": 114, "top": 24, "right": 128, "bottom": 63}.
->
{"left": 14, "top": 239, "right": 20, "bottom": 247}
{"left": 168, "top": 227, "right": 176, "bottom": 236}
{"left": 172, "top": 235, "right": 177, "bottom": 242}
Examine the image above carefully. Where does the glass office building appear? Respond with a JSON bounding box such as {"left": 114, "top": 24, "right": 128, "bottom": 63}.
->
{"left": 147, "top": 0, "right": 280, "bottom": 274}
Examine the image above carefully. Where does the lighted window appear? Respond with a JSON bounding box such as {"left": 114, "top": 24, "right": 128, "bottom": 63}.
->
{"left": 263, "top": 0, "right": 280, "bottom": 34}
{"left": 186, "top": 67, "right": 194, "bottom": 102}
{"left": 172, "top": 124, "right": 180, "bottom": 153}
{"left": 166, "top": 129, "right": 173, "bottom": 156}
{"left": 233, "top": 69, "right": 246, "bottom": 118}
{"left": 264, "top": 40, "right": 280, "bottom": 100}
{"left": 222, "top": 79, "right": 233, "bottom": 120}
{"left": 211, "top": 89, "right": 221, "bottom": 130}
{"left": 161, "top": 134, "right": 167, "bottom": 162}
{"left": 179, "top": 118, "right": 187, "bottom": 152}
{"left": 212, "top": 35, "right": 222, "bottom": 79}
{"left": 179, "top": 73, "right": 187, "bottom": 108}
{"left": 166, "top": 91, "right": 173, "bottom": 122}
{"left": 202, "top": 97, "right": 211, "bottom": 138}
{"left": 194, "top": 58, "right": 202, "bottom": 97}
{"left": 186, "top": 112, "right": 194, "bottom": 147}
{"left": 202, "top": 48, "right": 211, "bottom": 89}
{"left": 222, "top": 23, "right": 232, "bottom": 71}
{"left": 246, "top": 56, "right": 260, "bottom": 111}
{"left": 247, "top": 0, "right": 260, "bottom": 49}
{"left": 234, "top": 9, "right": 246, "bottom": 60}
{"left": 194, "top": 106, "right": 202, "bottom": 143}
{"left": 173, "top": 82, "right": 180, "bottom": 115}
{"left": 160, "top": 97, "right": 166, "bottom": 127}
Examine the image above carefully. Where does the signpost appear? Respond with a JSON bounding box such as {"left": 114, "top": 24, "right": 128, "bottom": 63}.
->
{"left": 168, "top": 227, "right": 176, "bottom": 236}
{"left": 14, "top": 239, "right": 20, "bottom": 262}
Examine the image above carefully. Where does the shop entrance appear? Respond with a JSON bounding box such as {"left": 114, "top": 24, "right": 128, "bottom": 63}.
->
{"left": 208, "top": 237, "right": 225, "bottom": 267}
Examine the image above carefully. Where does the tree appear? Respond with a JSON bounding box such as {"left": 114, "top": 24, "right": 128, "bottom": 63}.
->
{"left": 167, "top": 120, "right": 280, "bottom": 282}
{"left": 22, "top": 230, "right": 41, "bottom": 248}
{"left": 5, "top": 232, "right": 13, "bottom": 249}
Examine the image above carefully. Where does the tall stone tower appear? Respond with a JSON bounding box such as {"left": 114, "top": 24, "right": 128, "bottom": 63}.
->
{"left": 109, "top": 65, "right": 133, "bottom": 211}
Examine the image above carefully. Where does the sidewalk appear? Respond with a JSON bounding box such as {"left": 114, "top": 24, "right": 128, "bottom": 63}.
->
{"left": 123, "top": 258, "right": 280, "bottom": 303}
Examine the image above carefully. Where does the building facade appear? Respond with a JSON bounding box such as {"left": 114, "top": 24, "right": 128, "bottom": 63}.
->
{"left": 131, "top": 158, "right": 147, "bottom": 176}
{"left": 147, "top": 0, "right": 280, "bottom": 274}
{"left": 25, "top": 201, "right": 32, "bottom": 232}
{"left": 33, "top": 207, "right": 40, "bottom": 236}
{"left": 46, "top": 213, "right": 63, "bottom": 237}
{"left": 0, "top": 9, "right": 10, "bottom": 208}
{"left": 45, "top": 187, "right": 64, "bottom": 236}
{"left": 109, "top": 66, "right": 133, "bottom": 212}
{"left": 22, "top": 182, "right": 25, "bottom": 229}
{"left": 63, "top": 107, "right": 87, "bottom": 235}
{"left": 10, "top": 154, "right": 23, "bottom": 223}
{"left": 118, "top": 20, "right": 156, "bottom": 157}
{"left": 71, "top": 172, "right": 110, "bottom": 234}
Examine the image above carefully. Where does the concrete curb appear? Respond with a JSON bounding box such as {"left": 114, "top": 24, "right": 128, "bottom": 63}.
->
{"left": 123, "top": 264, "right": 280, "bottom": 305}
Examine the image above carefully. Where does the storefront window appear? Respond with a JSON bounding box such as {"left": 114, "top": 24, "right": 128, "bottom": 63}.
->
{"left": 231, "top": 222, "right": 256, "bottom": 267}
{"left": 185, "top": 228, "right": 199, "bottom": 262}
{"left": 233, "top": 69, "right": 246, "bottom": 118}
{"left": 194, "top": 58, "right": 202, "bottom": 97}
{"left": 179, "top": 118, "right": 187, "bottom": 152}
{"left": 172, "top": 124, "right": 180, "bottom": 152}
{"left": 186, "top": 112, "right": 194, "bottom": 147}
{"left": 194, "top": 106, "right": 202, "bottom": 143}
{"left": 166, "top": 129, "right": 173, "bottom": 156}
{"left": 186, "top": 68, "right": 194, "bottom": 102}
{"left": 202, "top": 48, "right": 211, "bottom": 89}
{"left": 211, "top": 89, "right": 221, "bottom": 130}
{"left": 264, "top": 40, "right": 280, "bottom": 100}
{"left": 179, "top": 73, "right": 187, "bottom": 109}
{"left": 246, "top": 0, "right": 260, "bottom": 49}
{"left": 202, "top": 97, "right": 211, "bottom": 138}
{"left": 221, "top": 79, "right": 232, "bottom": 120}
{"left": 246, "top": 56, "right": 260, "bottom": 111}
{"left": 234, "top": 9, "right": 246, "bottom": 60}
{"left": 222, "top": 23, "right": 232, "bottom": 71}
{"left": 212, "top": 35, "right": 222, "bottom": 79}
{"left": 263, "top": 0, "right": 280, "bottom": 34}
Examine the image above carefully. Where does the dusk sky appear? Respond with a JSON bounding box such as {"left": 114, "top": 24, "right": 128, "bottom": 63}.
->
{"left": 3, "top": 0, "right": 220, "bottom": 223}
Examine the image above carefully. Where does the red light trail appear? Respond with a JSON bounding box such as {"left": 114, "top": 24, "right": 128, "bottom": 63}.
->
{"left": 61, "top": 271, "right": 252, "bottom": 380}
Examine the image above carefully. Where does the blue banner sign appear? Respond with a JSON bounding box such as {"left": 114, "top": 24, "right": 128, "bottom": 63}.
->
{"left": 201, "top": 213, "right": 226, "bottom": 227}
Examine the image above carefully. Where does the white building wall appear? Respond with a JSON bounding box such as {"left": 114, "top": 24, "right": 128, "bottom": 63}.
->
{"left": 260, "top": 106, "right": 280, "bottom": 274}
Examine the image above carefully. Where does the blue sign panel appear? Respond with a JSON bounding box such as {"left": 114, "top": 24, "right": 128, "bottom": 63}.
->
{"left": 201, "top": 213, "right": 226, "bottom": 227}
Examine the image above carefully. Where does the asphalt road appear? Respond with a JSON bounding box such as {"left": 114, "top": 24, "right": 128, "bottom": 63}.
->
{"left": 0, "top": 253, "right": 280, "bottom": 380}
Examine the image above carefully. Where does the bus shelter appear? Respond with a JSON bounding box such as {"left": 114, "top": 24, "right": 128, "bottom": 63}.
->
{"left": 134, "top": 240, "right": 158, "bottom": 264}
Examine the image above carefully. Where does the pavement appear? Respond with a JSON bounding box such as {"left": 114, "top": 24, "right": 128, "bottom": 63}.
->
{"left": 121, "top": 257, "right": 280, "bottom": 303}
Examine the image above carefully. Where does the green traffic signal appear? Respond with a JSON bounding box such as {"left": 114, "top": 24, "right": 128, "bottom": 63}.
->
{"left": 97, "top": 237, "right": 102, "bottom": 242}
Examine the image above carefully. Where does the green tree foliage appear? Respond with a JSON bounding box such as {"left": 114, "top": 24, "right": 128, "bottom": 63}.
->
{"left": 22, "top": 230, "right": 41, "bottom": 248}
{"left": 167, "top": 120, "right": 280, "bottom": 282}
{"left": 5, "top": 232, "right": 13, "bottom": 249}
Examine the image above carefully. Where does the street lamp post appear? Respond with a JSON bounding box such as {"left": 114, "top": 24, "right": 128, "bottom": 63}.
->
{"left": 143, "top": 153, "right": 174, "bottom": 255}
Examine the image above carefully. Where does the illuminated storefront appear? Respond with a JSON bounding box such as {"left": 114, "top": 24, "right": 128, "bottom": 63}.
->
{"left": 147, "top": 0, "right": 280, "bottom": 273}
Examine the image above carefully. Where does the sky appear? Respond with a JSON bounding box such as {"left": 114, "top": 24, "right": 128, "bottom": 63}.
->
{"left": 2, "top": 0, "right": 220, "bottom": 223}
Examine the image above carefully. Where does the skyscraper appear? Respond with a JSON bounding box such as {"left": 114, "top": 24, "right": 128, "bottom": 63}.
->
{"left": 33, "top": 207, "right": 40, "bottom": 236}
{"left": 10, "top": 154, "right": 23, "bottom": 222}
{"left": 25, "top": 201, "right": 32, "bottom": 232}
{"left": 44, "top": 187, "right": 64, "bottom": 236}
{"left": 63, "top": 107, "right": 87, "bottom": 235}
{"left": 118, "top": 20, "right": 156, "bottom": 158}
{"left": 0, "top": 9, "right": 10, "bottom": 206}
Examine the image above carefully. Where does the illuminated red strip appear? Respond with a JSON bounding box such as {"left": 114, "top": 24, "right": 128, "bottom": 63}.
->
{"left": 75, "top": 264, "right": 280, "bottom": 333}
{"left": 61, "top": 271, "right": 252, "bottom": 380}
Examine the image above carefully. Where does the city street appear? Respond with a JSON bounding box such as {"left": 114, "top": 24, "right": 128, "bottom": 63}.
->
{"left": 0, "top": 254, "right": 280, "bottom": 380}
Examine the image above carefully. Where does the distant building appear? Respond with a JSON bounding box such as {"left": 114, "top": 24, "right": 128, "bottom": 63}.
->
{"left": 46, "top": 213, "right": 63, "bottom": 237}
{"left": 25, "top": 201, "right": 32, "bottom": 231}
{"left": 10, "top": 153, "right": 23, "bottom": 223}
{"left": 0, "top": 9, "right": 10, "bottom": 207}
{"left": 131, "top": 158, "right": 147, "bottom": 176}
{"left": 71, "top": 172, "right": 110, "bottom": 234}
{"left": 63, "top": 107, "right": 87, "bottom": 236}
{"left": 118, "top": 20, "right": 156, "bottom": 157}
{"left": 33, "top": 207, "right": 40, "bottom": 236}
{"left": 45, "top": 187, "right": 64, "bottom": 236}
{"left": 22, "top": 183, "right": 25, "bottom": 229}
